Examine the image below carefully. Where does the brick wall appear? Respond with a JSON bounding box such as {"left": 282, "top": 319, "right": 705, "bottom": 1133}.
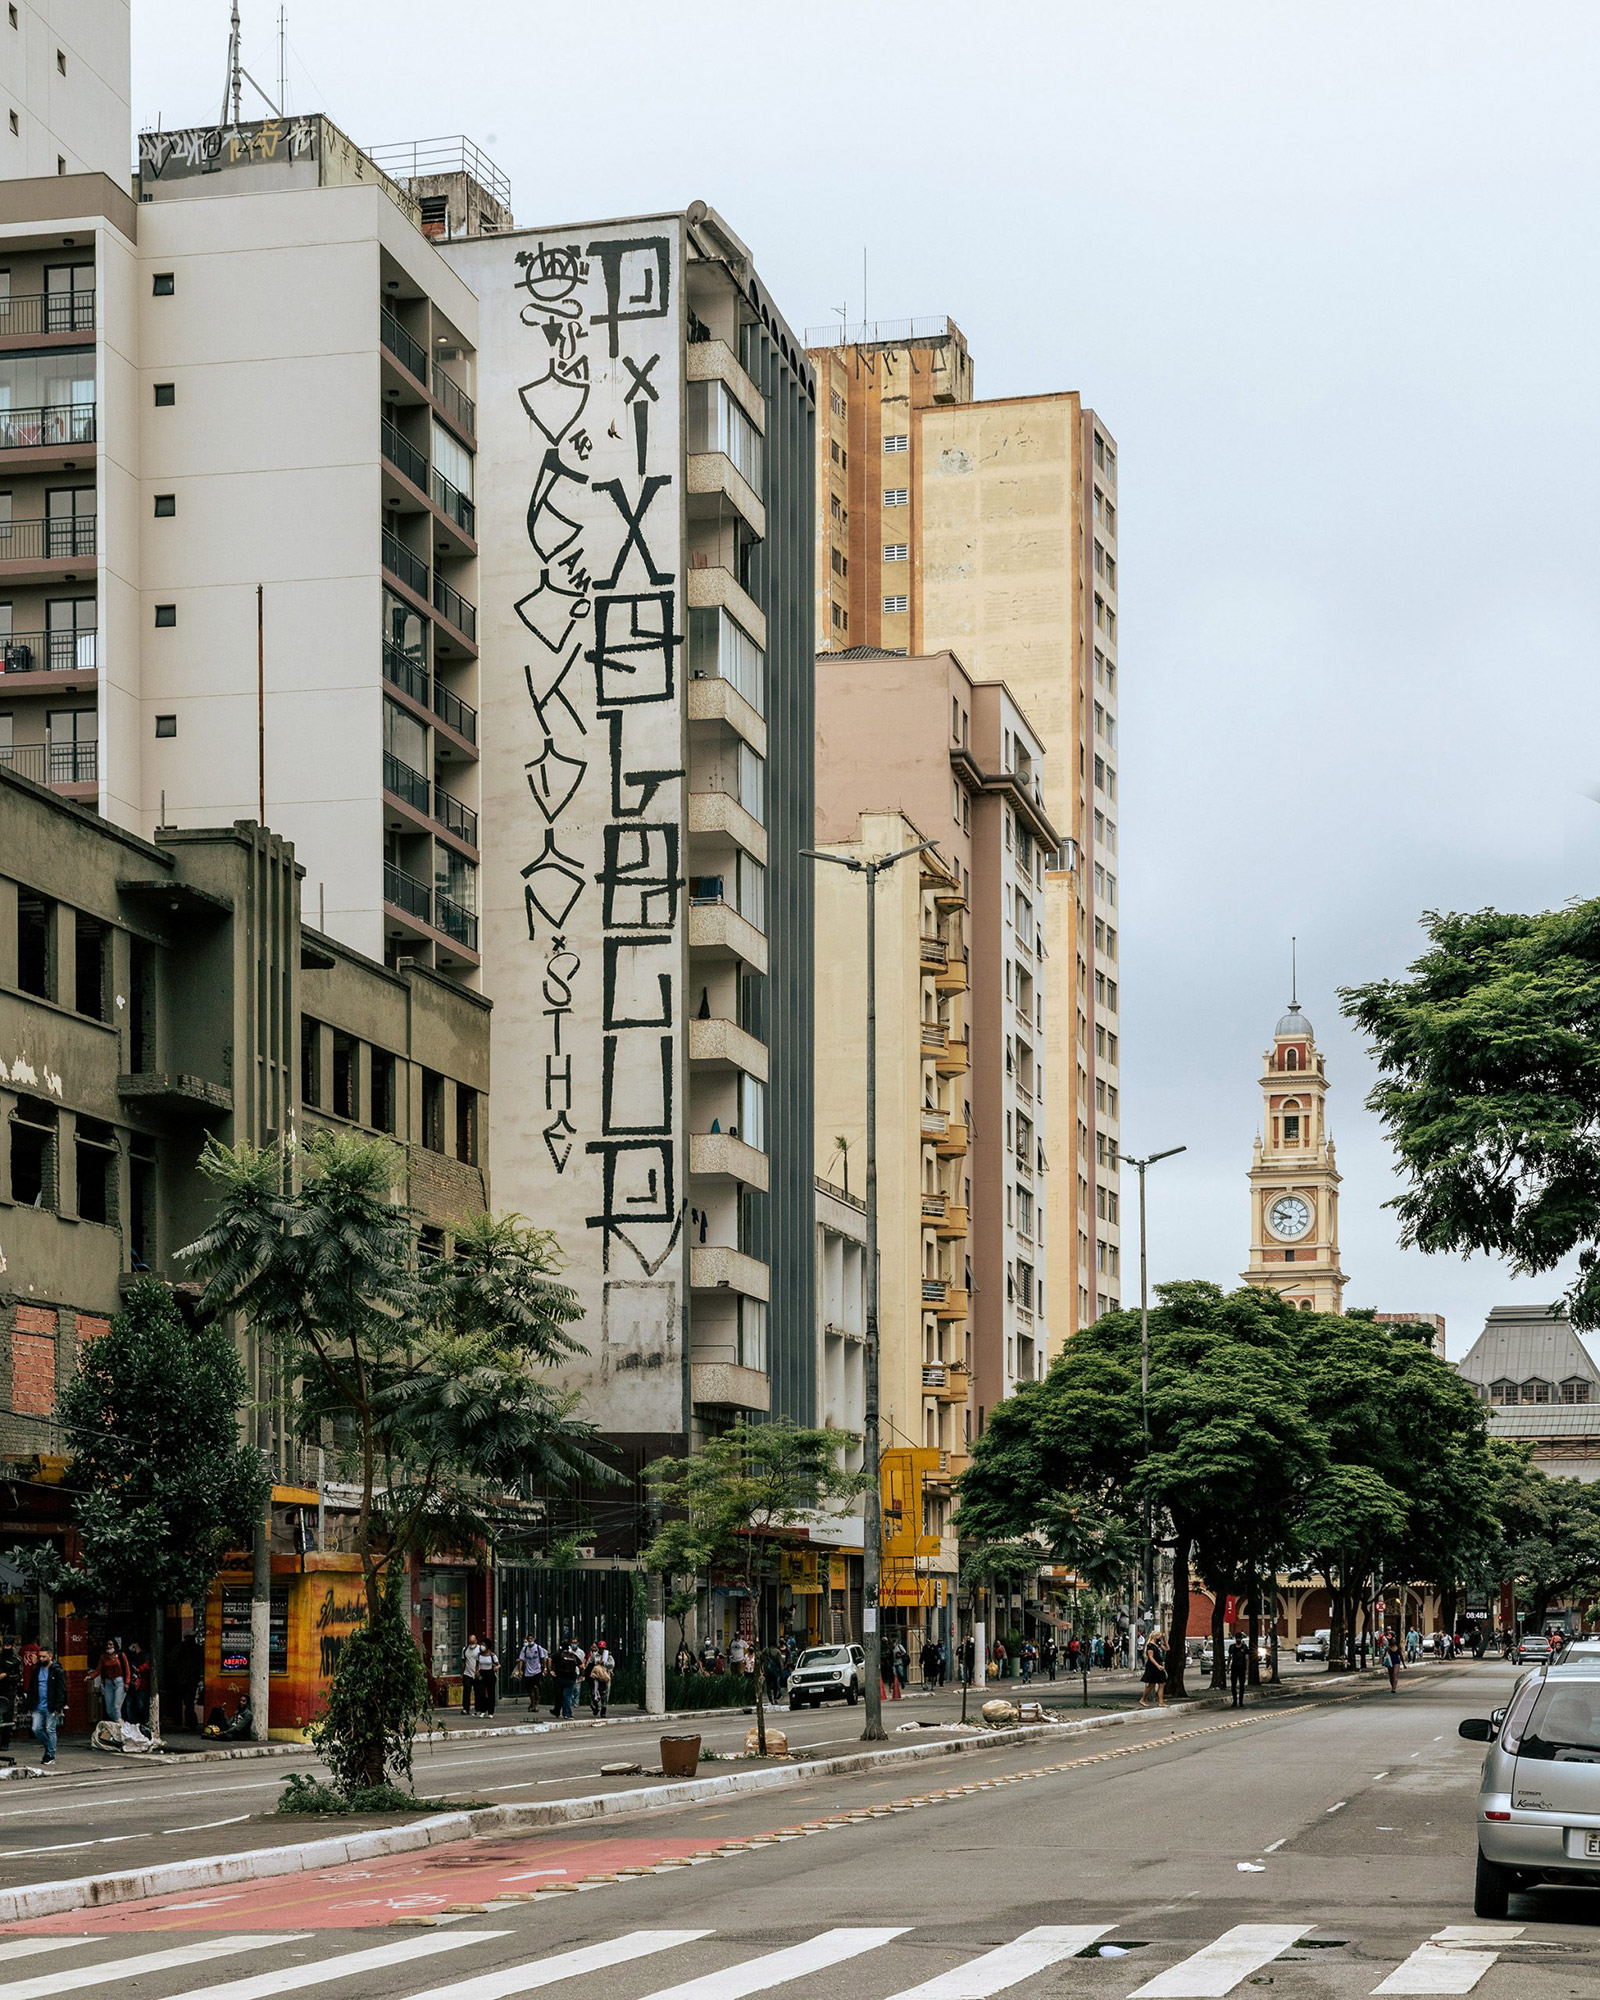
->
{"left": 12, "top": 1328, "right": 55, "bottom": 1417}
{"left": 407, "top": 1146, "right": 488, "bottom": 1228}
{"left": 75, "top": 1315, "right": 110, "bottom": 1344}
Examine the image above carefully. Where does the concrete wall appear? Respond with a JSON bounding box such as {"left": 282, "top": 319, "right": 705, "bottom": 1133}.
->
{"left": 0, "top": 1, "right": 130, "bottom": 186}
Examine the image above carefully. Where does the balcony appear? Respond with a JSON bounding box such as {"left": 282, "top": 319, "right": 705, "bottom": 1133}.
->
{"left": 382, "top": 526, "right": 429, "bottom": 599}
{"left": 687, "top": 782, "right": 766, "bottom": 864}
{"left": 434, "top": 891, "right": 479, "bottom": 952}
{"left": 689, "top": 1131, "right": 770, "bottom": 1192}
{"left": 921, "top": 1192, "right": 947, "bottom": 1223}
{"left": 919, "top": 935, "right": 949, "bottom": 973}
{"left": 687, "top": 671, "right": 766, "bottom": 758}
{"left": 921, "top": 1278, "right": 948, "bottom": 1308}
{"left": 689, "top": 1362, "right": 770, "bottom": 1415}
{"left": 924, "top": 1362, "right": 971, "bottom": 1403}
{"left": 379, "top": 306, "right": 428, "bottom": 386}
{"left": 0, "top": 291, "right": 95, "bottom": 338}
{"left": 920, "top": 1020, "right": 948, "bottom": 1058}
{"left": 690, "top": 1244, "right": 770, "bottom": 1302}
{"left": 432, "top": 678, "right": 477, "bottom": 746}
{"left": 432, "top": 468, "right": 475, "bottom": 538}
{"left": 0, "top": 404, "right": 96, "bottom": 453}
{"left": 0, "top": 516, "right": 96, "bottom": 567}
{"left": 920, "top": 1107, "right": 948, "bottom": 1142}
{"left": 937, "top": 1032, "right": 970, "bottom": 1077}
{"left": 0, "top": 741, "right": 96, "bottom": 787}
{"left": 116, "top": 1071, "right": 231, "bottom": 1122}
{"left": 383, "top": 639, "right": 429, "bottom": 707}
{"left": 433, "top": 786, "right": 478, "bottom": 848}
{"left": 688, "top": 898, "right": 768, "bottom": 975}
{"left": 688, "top": 1016, "right": 768, "bottom": 1082}
{"left": 936, "top": 945, "right": 969, "bottom": 993}
{"left": 433, "top": 573, "right": 476, "bottom": 643}
{"left": 383, "top": 750, "right": 430, "bottom": 816}
{"left": 433, "top": 362, "right": 475, "bottom": 440}
{"left": 383, "top": 858, "right": 431, "bottom": 924}
{"left": 937, "top": 1119, "right": 969, "bottom": 1158}
{"left": 934, "top": 1286, "right": 970, "bottom": 1321}
{"left": 0, "top": 628, "right": 97, "bottom": 675}
{"left": 937, "top": 1202, "right": 969, "bottom": 1240}
{"left": 380, "top": 417, "right": 428, "bottom": 491}
{"left": 1015, "top": 1148, "right": 1033, "bottom": 1182}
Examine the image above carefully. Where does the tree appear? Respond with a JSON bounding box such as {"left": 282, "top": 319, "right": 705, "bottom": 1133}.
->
{"left": 1479, "top": 1451, "right": 1600, "bottom": 1630}
{"left": 183, "top": 1130, "right": 610, "bottom": 1790}
{"left": 643, "top": 1422, "right": 865, "bottom": 1755}
{"left": 955, "top": 1542, "right": 1044, "bottom": 1721}
{"left": 28, "top": 1280, "right": 268, "bottom": 1739}
{"left": 1341, "top": 901, "right": 1600, "bottom": 1328}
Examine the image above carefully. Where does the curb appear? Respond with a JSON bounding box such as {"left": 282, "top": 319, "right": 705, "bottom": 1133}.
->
{"left": 0, "top": 1700, "right": 1200, "bottom": 1924}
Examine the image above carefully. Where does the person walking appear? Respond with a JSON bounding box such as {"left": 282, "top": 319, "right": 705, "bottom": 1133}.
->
{"left": 475, "top": 1640, "right": 499, "bottom": 1717}
{"left": 889, "top": 1637, "right": 908, "bottom": 1699}
{"left": 1228, "top": 1633, "right": 1249, "bottom": 1709}
{"left": 516, "top": 1635, "right": 547, "bottom": 1712}
{"left": 1139, "top": 1631, "right": 1167, "bottom": 1709}
{"left": 29, "top": 1646, "right": 65, "bottom": 1765}
{"left": 1042, "top": 1635, "right": 1058, "bottom": 1682}
{"left": 762, "top": 1643, "right": 784, "bottom": 1704}
{"left": 1384, "top": 1628, "right": 1405, "bottom": 1693}
{"left": 553, "top": 1638, "right": 583, "bottom": 1719}
{"left": 1019, "top": 1638, "right": 1037, "bottom": 1685}
{"left": 960, "top": 1633, "right": 976, "bottom": 1687}
{"left": 991, "top": 1636, "right": 1008, "bottom": 1680}
{"left": 95, "top": 1636, "right": 129, "bottom": 1723}
{"left": 585, "top": 1638, "right": 614, "bottom": 1717}
{"left": 461, "top": 1634, "right": 482, "bottom": 1715}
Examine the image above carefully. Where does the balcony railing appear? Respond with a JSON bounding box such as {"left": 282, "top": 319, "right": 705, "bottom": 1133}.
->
{"left": 383, "top": 858, "right": 431, "bottom": 922}
{"left": 0, "top": 516, "right": 96, "bottom": 562}
{"left": 921, "top": 1193, "right": 948, "bottom": 1220}
{"left": 433, "top": 573, "right": 476, "bottom": 641}
{"left": 432, "top": 363, "right": 475, "bottom": 439}
{"left": 379, "top": 306, "right": 428, "bottom": 385}
{"left": 0, "top": 291, "right": 96, "bottom": 336}
{"left": 921, "top": 1279, "right": 947, "bottom": 1305}
{"left": 432, "top": 468, "right": 475, "bottom": 537}
{"left": 382, "top": 639, "right": 429, "bottom": 706}
{"left": 434, "top": 890, "right": 478, "bottom": 951}
{"left": 920, "top": 1021, "right": 948, "bottom": 1051}
{"left": 922, "top": 1364, "right": 948, "bottom": 1390}
{"left": 0, "top": 403, "right": 96, "bottom": 451}
{"left": 0, "top": 627, "right": 97, "bottom": 673}
{"left": 380, "top": 417, "right": 428, "bottom": 490}
{"left": 919, "top": 935, "right": 948, "bottom": 970}
{"left": 382, "top": 749, "right": 430, "bottom": 814}
{"left": 433, "top": 786, "right": 478, "bottom": 847}
{"left": 920, "top": 1108, "right": 948, "bottom": 1138}
{"left": 382, "top": 526, "right": 429, "bottom": 598}
{"left": 432, "top": 677, "right": 477, "bottom": 744}
{"left": 0, "top": 741, "right": 96, "bottom": 784}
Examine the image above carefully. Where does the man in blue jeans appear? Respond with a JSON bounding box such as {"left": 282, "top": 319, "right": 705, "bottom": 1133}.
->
{"left": 30, "top": 1646, "right": 65, "bottom": 1766}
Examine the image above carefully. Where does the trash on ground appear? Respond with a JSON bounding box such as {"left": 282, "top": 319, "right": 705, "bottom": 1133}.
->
{"left": 599, "top": 1761, "right": 643, "bottom": 1776}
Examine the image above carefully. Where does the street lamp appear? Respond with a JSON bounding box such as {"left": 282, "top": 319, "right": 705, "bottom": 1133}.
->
{"left": 803, "top": 836, "right": 934, "bottom": 1743}
{"left": 1122, "top": 1144, "right": 1186, "bottom": 1650}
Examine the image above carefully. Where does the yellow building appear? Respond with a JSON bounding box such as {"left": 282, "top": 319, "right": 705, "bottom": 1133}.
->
{"left": 1243, "top": 999, "right": 1346, "bottom": 1313}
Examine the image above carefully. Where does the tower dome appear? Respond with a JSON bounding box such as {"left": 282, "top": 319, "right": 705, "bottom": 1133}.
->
{"left": 1275, "top": 1000, "right": 1312, "bottom": 1039}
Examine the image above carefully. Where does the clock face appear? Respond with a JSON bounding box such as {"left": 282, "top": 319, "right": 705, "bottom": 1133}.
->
{"left": 1268, "top": 1194, "right": 1313, "bottom": 1241}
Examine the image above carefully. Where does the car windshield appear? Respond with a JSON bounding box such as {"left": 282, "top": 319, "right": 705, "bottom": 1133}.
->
{"left": 796, "top": 1648, "right": 849, "bottom": 1668}
{"left": 1517, "top": 1681, "right": 1600, "bottom": 1762}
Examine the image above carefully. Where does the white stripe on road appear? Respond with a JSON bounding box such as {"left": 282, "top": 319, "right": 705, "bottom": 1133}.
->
{"left": 884, "top": 1925, "right": 1113, "bottom": 1997}
{"left": 170, "top": 1930, "right": 504, "bottom": 2000}
{"left": 1372, "top": 1927, "right": 1524, "bottom": 1995}
{"left": 1132, "top": 1924, "right": 1307, "bottom": 1998}
{"left": 0, "top": 1937, "right": 298, "bottom": 2000}
{"left": 0, "top": 1948, "right": 91, "bottom": 1968}
{"left": 637, "top": 1929, "right": 907, "bottom": 2000}
{"left": 391, "top": 1932, "right": 710, "bottom": 2000}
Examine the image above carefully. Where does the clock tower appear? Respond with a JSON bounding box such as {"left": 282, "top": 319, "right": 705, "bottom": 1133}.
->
{"left": 1243, "top": 998, "right": 1346, "bottom": 1313}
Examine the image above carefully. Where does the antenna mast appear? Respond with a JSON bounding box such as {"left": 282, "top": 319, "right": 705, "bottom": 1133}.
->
{"left": 277, "top": 6, "right": 286, "bottom": 115}
{"left": 1291, "top": 935, "right": 1298, "bottom": 1008}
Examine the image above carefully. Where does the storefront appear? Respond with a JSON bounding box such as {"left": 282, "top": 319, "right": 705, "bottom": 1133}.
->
{"left": 203, "top": 1553, "right": 368, "bottom": 1739}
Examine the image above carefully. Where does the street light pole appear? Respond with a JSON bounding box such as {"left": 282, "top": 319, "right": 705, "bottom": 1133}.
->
{"left": 804, "top": 837, "right": 933, "bottom": 1743}
{"left": 1123, "top": 1145, "right": 1186, "bottom": 1651}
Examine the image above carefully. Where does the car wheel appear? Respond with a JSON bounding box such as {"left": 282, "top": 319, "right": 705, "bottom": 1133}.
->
{"left": 789, "top": 1697, "right": 802, "bottom": 1710}
{"left": 1475, "top": 1848, "right": 1512, "bottom": 1920}
{"left": 846, "top": 1680, "right": 859, "bottom": 1705}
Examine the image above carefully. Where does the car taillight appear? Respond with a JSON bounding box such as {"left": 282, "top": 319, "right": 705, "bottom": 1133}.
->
{"left": 1484, "top": 1810, "right": 1511, "bottom": 1821}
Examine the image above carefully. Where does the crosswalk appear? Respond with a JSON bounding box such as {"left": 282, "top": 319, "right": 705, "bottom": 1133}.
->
{"left": 0, "top": 1921, "right": 1544, "bottom": 2000}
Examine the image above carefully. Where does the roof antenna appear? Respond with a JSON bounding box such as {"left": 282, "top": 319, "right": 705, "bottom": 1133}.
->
{"left": 220, "top": 2, "right": 282, "bottom": 127}
{"left": 1290, "top": 934, "right": 1298, "bottom": 1009}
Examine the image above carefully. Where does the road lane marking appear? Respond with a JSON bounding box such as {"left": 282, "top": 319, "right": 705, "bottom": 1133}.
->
{"left": 1132, "top": 1924, "right": 1307, "bottom": 1998}
{"left": 1372, "top": 1926, "right": 1523, "bottom": 1994}
{"left": 882, "top": 1925, "right": 1114, "bottom": 1998}
{"left": 163, "top": 1816, "right": 254, "bottom": 1833}
{"left": 386, "top": 1932, "right": 710, "bottom": 2000}
{"left": 0, "top": 1937, "right": 300, "bottom": 2000}
{"left": 167, "top": 1930, "right": 502, "bottom": 2000}
{"left": 1325, "top": 1802, "right": 1346, "bottom": 1813}
{"left": 1264, "top": 1839, "right": 1286, "bottom": 1853}
{"left": 636, "top": 1930, "right": 907, "bottom": 2000}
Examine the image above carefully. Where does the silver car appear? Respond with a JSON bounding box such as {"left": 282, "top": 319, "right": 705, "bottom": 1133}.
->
{"left": 787, "top": 1643, "right": 865, "bottom": 1709}
{"left": 1460, "top": 1662, "right": 1600, "bottom": 1915}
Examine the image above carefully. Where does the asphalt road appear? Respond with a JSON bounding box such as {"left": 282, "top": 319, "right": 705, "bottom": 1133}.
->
{"left": 0, "top": 1659, "right": 1591, "bottom": 1998}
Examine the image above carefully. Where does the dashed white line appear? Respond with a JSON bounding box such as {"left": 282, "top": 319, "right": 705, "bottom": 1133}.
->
{"left": 1326, "top": 1801, "right": 1346, "bottom": 1814}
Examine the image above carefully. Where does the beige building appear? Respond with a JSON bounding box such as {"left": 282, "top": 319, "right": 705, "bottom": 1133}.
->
{"left": 806, "top": 320, "right": 1122, "bottom": 1345}
{"left": 1242, "top": 1000, "right": 1346, "bottom": 1314}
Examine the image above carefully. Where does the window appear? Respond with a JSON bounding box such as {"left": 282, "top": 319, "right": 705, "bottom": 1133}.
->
{"left": 55, "top": 47, "right": 64, "bottom": 74}
{"left": 331, "top": 1030, "right": 357, "bottom": 1121}
{"left": 1562, "top": 1379, "right": 1593, "bottom": 1405}
{"left": 7, "top": 10, "right": 15, "bottom": 29}
{"left": 300, "top": 1018, "right": 321, "bottom": 1107}
{"left": 735, "top": 853, "right": 766, "bottom": 932}
{"left": 74, "top": 911, "right": 107, "bottom": 1019}
{"left": 884, "top": 544, "right": 907, "bottom": 562}
{"left": 883, "top": 434, "right": 909, "bottom": 453}
{"left": 153, "top": 383, "right": 175, "bottom": 407}
{"left": 421, "top": 1069, "right": 445, "bottom": 1153}
{"left": 151, "top": 273, "right": 174, "bottom": 297}
{"left": 155, "top": 714, "right": 176, "bottom": 737}
{"left": 370, "top": 1049, "right": 397, "bottom": 1135}
{"left": 884, "top": 487, "right": 908, "bottom": 506}
{"left": 16, "top": 889, "right": 51, "bottom": 998}
{"left": 153, "top": 494, "right": 175, "bottom": 517}
{"left": 75, "top": 1117, "right": 116, "bottom": 1226}
{"left": 883, "top": 595, "right": 907, "bottom": 613}
{"left": 154, "top": 604, "right": 175, "bottom": 627}
{"left": 740, "top": 1073, "right": 767, "bottom": 1152}
{"left": 687, "top": 378, "right": 763, "bottom": 489}
{"left": 738, "top": 1296, "right": 768, "bottom": 1374}
{"left": 455, "top": 1084, "right": 478, "bottom": 1165}
{"left": 687, "top": 606, "right": 765, "bottom": 714}
{"left": 6, "top": 114, "right": 15, "bottom": 138}
{"left": 10, "top": 1096, "right": 55, "bottom": 1208}
{"left": 55, "top": 155, "right": 63, "bottom": 176}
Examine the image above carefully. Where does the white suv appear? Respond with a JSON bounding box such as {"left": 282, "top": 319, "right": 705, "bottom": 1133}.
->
{"left": 787, "top": 1644, "right": 866, "bottom": 1708}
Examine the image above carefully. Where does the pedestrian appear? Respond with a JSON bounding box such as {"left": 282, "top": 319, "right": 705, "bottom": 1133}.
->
{"left": 124, "top": 1641, "right": 151, "bottom": 1727}
{"left": 1019, "top": 1638, "right": 1037, "bottom": 1685}
{"left": 762, "top": 1643, "right": 784, "bottom": 1704}
{"left": 961, "top": 1633, "right": 975, "bottom": 1686}
{"left": 991, "top": 1636, "right": 1008, "bottom": 1680}
{"left": 94, "top": 1635, "right": 129, "bottom": 1723}
{"left": 890, "top": 1637, "right": 908, "bottom": 1699}
{"left": 1385, "top": 1628, "right": 1405, "bottom": 1693}
{"left": 1066, "top": 1636, "right": 1081, "bottom": 1676}
{"left": 1042, "top": 1635, "right": 1058, "bottom": 1682}
{"left": 461, "top": 1633, "right": 482, "bottom": 1715}
{"left": 517, "top": 1634, "right": 547, "bottom": 1712}
{"left": 553, "top": 1638, "right": 583, "bottom": 1719}
{"left": 29, "top": 1645, "right": 65, "bottom": 1765}
{"left": 729, "top": 1632, "right": 751, "bottom": 1678}
{"left": 1228, "top": 1633, "right": 1249, "bottom": 1708}
{"left": 475, "top": 1640, "right": 499, "bottom": 1717}
{"left": 1139, "top": 1631, "right": 1167, "bottom": 1709}
{"left": 585, "top": 1637, "right": 614, "bottom": 1717}
{"left": 699, "top": 1634, "right": 718, "bottom": 1674}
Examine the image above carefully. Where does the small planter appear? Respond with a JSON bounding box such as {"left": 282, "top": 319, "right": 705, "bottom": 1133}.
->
{"left": 660, "top": 1733, "right": 702, "bottom": 1778}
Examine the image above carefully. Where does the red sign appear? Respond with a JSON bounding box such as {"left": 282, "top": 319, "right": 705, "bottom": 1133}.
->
{"left": 1223, "top": 1594, "right": 1238, "bottom": 1624}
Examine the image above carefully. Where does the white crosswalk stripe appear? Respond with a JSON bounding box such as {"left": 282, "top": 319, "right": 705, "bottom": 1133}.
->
{"left": 0, "top": 1948, "right": 91, "bottom": 1969}
{"left": 883, "top": 1925, "right": 1114, "bottom": 1998}
{"left": 1131, "top": 1924, "right": 1308, "bottom": 1998}
{"left": 636, "top": 1927, "right": 908, "bottom": 2000}
{"left": 0, "top": 1937, "right": 297, "bottom": 2000}
{"left": 163, "top": 1928, "right": 506, "bottom": 2000}
{"left": 1372, "top": 1926, "right": 1524, "bottom": 1995}
{"left": 387, "top": 1931, "right": 710, "bottom": 2000}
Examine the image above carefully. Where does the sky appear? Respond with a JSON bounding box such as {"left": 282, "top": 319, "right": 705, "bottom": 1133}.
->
{"left": 132, "top": 2, "right": 1600, "bottom": 1354}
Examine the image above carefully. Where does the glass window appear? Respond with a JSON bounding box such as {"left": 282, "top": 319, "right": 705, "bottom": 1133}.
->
{"left": 687, "top": 379, "right": 763, "bottom": 490}
{"left": 432, "top": 420, "right": 474, "bottom": 499}
{"left": 687, "top": 606, "right": 764, "bottom": 715}
{"left": 737, "top": 741, "right": 764, "bottom": 822}
{"left": 740, "top": 1073, "right": 766, "bottom": 1152}
{"left": 738, "top": 1296, "right": 768, "bottom": 1373}
{"left": 1516, "top": 1681, "right": 1600, "bottom": 1762}
{"left": 382, "top": 697, "right": 427, "bottom": 774}
{"left": 736, "top": 854, "right": 765, "bottom": 933}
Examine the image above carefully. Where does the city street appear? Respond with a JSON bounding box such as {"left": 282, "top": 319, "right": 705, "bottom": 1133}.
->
{"left": 0, "top": 1663, "right": 1590, "bottom": 1995}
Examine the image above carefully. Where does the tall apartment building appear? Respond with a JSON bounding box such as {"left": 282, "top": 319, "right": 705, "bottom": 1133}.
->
{"left": 806, "top": 318, "right": 1123, "bottom": 1339}
{"left": 0, "top": 1, "right": 131, "bottom": 185}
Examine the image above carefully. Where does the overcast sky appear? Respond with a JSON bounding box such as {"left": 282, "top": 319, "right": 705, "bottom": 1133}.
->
{"left": 133, "top": 3, "right": 1600, "bottom": 1354}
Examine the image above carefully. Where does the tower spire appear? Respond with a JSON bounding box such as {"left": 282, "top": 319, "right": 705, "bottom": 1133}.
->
{"left": 1290, "top": 934, "right": 1297, "bottom": 1010}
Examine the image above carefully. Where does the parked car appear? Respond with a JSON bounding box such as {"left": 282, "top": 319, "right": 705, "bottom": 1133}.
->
{"left": 787, "top": 1644, "right": 866, "bottom": 1709}
{"left": 1461, "top": 1658, "right": 1600, "bottom": 1915}
{"left": 1295, "top": 1629, "right": 1331, "bottom": 1662}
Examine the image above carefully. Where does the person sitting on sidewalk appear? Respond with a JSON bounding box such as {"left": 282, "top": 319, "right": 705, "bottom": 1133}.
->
{"left": 202, "top": 1693, "right": 255, "bottom": 1741}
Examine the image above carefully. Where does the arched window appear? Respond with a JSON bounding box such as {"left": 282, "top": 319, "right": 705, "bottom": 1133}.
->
{"left": 1282, "top": 1098, "right": 1302, "bottom": 1144}
{"left": 1283, "top": 1046, "right": 1300, "bottom": 1072}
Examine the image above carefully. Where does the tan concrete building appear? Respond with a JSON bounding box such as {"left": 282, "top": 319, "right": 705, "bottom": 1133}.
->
{"left": 1242, "top": 1000, "right": 1346, "bottom": 1314}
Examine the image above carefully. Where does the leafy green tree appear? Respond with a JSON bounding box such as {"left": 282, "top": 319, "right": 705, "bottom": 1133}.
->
{"left": 643, "top": 1422, "right": 865, "bottom": 1755}
{"left": 312, "top": 1563, "right": 431, "bottom": 1799}
{"left": 7, "top": 1279, "right": 268, "bottom": 1739}
{"left": 1341, "top": 902, "right": 1600, "bottom": 1328}
{"left": 1477, "top": 1450, "right": 1600, "bottom": 1630}
{"left": 955, "top": 1541, "right": 1045, "bottom": 1720}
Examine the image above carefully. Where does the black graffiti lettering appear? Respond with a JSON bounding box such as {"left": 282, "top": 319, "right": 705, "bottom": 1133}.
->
{"left": 524, "top": 647, "right": 587, "bottom": 741}
{"left": 542, "top": 946, "right": 581, "bottom": 1010}
{"left": 526, "top": 737, "right": 588, "bottom": 824}
{"left": 544, "top": 1051, "right": 574, "bottom": 1111}
{"left": 588, "top": 591, "right": 679, "bottom": 708}
{"left": 586, "top": 237, "right": 671, "bottom": 358}
{"left": 603, "top": 711, "right": 682, "bottom": 820}
{"left": 600, "top": 1032, "right": 673, "bottom": 1136}
{"left": 516, "top": 240, "right": 588, "bottom": 321}
{"left": 528, "top": 448, "right": 588, "bottom": 561}
{"left": 591, "top": 474, "right": 673, "bottom": 588}
{"left": 543, "top": 1108, "right": 577, "bottom": 1173}
{"left": 516, "top": 573, "right": 590, "bottom": 656}
{"left": 522, "top": 832, "right": 586, "bottom": 929}
{"left": 602, "top": 935, "right": 675, "bottom": 1029}
{"left": 519, "top": 356, "right": 591, "bottom": 445}
{"left": 598, "top": 823, "right": 681, "bottom": 929}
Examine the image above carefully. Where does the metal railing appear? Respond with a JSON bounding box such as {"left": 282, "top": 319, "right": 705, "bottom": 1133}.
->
{"left": 382, "top": 639, "right": 429, "bottom": 706}
{"left": 921, "top": 1193, "right": 947, "bottom": 1219}
{"left": 432, "top": 363, "right": 475, "bottom": 438}
{"left": 382, "top": 526, "right": 429, "bottom": 598}
{"left": 921, "top": 1279, "right": 947, "bottom": 1305}
{"left": 431, "top": 677, "right": 477, "bottom": 743}
{"left": 920, "top": 1021, "right": 948, "bottom": 1049}
{"left": 0, "top": 290, "right": 96, "bottom": 336}
{"left": 919, "top": 935, "right": 948, "bottom": 968}
{"left": 0, "top": 403, "right": 96, "bottom": 451}
{"left": 920, "top": 1108, "right": 948, "bottom": 1137}
{"left": 433, "top": 786, "right": 477, "bottom": 847}
{"left": 434, "top": 890, "right": 478, "bottom": 951}
{"left": 431, "top": 467, "right": 474, "bottom": 537}
{"left": 383, "top": 858, "right": 431, "bottom": 922}
{"left": 432, "top": 573, "right": 476, "bottom": 641}
{"left": 0, "top": 741, "right": 96, "bottom": 784}
{"left": 802, "top": 314, "right": 957, "bottom": 348}
{"left": 382, "top": 749, "right": 430, "bottom": 814}
{"left": 380, "top": 417, "right": 428, "bottom": 490}
{"left": 367, "top": 136, "right": 513, "bottom": 208}
{"left": 0, "top": 627, "right": 97, "bottom": 673}
{"left": 0, "top": 516, "right": 95, "bottom": 562}
{"left": 379, "top": 306, "right": 428, "bottom": 385}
